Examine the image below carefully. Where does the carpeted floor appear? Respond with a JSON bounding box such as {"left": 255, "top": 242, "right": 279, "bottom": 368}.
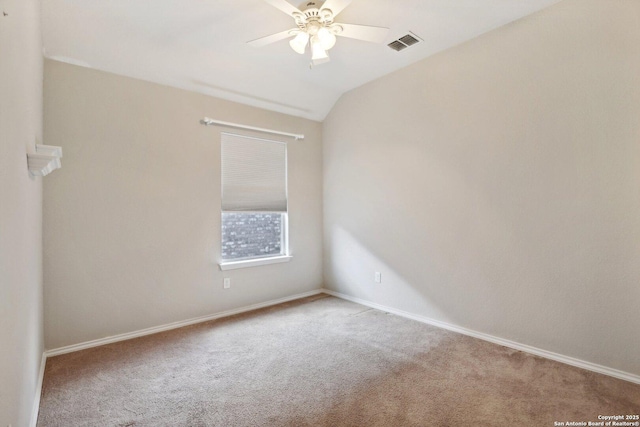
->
{"left": 37, "top": 294, "right": 640, "bottom": 426}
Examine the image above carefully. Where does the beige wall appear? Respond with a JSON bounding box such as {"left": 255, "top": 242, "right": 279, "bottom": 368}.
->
{"left": 43, "top": 61, "right": 323, "bottom": 349}
{"left": 323, "top": 0, "right": 640, "bottom": 376}
{"left": 0, "top": 0, "right": 44, "bottom": 425}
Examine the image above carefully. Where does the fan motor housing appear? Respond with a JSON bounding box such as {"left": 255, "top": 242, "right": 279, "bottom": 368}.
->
{"left": 293, "top": 1, "right": 334, "bottom": 28}
{"left": 298, "top": 1, "right": 325, "bottom": 10}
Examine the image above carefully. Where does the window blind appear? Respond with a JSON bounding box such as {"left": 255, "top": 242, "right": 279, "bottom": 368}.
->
{"left": 221, "top": 133, "right": 287, "bottom": 212}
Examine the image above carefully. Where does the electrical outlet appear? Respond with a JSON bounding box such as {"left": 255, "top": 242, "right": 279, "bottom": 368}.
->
{"left": 374, "top": 272, "right": 381, "bottom": 283}
{"left": 223, "top": 278, "right": 231, "bottom": 289}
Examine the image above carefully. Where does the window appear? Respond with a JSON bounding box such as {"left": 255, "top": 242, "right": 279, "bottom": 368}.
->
{"left": 221, "top": 212, "right": 283, "bottom": 260}
{"left": 220, "top": 133, "right": 290, "bottom": 269}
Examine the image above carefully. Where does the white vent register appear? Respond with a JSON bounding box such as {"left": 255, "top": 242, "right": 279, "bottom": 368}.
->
{"left": 388, "top": 32, "right": 422, "bottom": 52}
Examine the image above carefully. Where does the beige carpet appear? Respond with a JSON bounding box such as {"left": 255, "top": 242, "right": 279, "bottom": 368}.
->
{"left": 37, "top": 294, "right": 640, "bottom": 426}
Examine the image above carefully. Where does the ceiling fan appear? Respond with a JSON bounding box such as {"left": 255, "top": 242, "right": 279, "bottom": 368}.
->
{"left": 248, "top": 0, "right": 389, "bottom": 66}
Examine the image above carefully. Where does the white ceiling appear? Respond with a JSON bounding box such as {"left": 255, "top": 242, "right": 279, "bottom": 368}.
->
{"left": 42, "top": 0, "right": 562, "bottom": 121}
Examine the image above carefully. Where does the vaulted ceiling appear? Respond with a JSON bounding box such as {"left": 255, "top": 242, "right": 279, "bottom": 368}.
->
{"left": 42, "top": 0, "right": 562, "bottom": 121}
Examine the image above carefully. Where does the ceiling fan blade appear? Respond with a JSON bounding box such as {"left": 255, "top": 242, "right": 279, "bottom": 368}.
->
{"left": 336, "top": 23, "right": 389, "bottom": 43}
{"left": 248, "top": 29, "right": 296, "bottom": 48}
{"left": 262, "top": 0, "right": 302, "bottom": 17}
{"left": 320, "top": 0, "right": 352, "bottom": 17}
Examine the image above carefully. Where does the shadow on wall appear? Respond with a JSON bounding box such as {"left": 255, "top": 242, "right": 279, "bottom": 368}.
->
{"left": 322, "top": 133, "right": 621, "bottom": 353}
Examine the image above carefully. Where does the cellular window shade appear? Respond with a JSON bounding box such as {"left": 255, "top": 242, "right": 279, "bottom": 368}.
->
{"left": 222, "top": 133, "right": 287, "bottom": 212}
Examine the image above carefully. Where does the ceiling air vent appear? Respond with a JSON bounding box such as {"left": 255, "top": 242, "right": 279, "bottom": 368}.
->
{"left": 388, "top": 32, "right": 422, "bottom": 52}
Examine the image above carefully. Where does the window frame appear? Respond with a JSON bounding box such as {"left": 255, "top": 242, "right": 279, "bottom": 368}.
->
{"left": 218, "top": 132, "right": 291, "bottom": 270}
{"left": 220, "top": 211, "right": 286, "bottom": 262}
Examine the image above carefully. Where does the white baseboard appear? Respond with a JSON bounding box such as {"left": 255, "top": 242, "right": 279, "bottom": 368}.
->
{"left": 45, "top": 289, "right": 323, "bottom": 357}
{"left": 32, "top": 289, "right": 323, "bottom": 425}
{"left": 30, "top": 351, "right": 47, "bottom": 427}
{"left": 321, "top": 288, "right": 640, "bottom": 385}
{"left": 32, "top": 285, "right": 638, "bottom": 427}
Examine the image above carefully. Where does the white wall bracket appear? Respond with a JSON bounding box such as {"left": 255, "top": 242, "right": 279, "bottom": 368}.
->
{"left": 28, "top": 144, "right": 63, "bottom": 177}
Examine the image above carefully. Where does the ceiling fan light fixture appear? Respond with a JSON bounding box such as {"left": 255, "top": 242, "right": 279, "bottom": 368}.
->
{"left": 249, "top": 0, "right": 390, "bottom": 67}
{"left": 311, "top": 36, "right": 329, "bottom": 64}
{"left": 307, "top": 21, "right": 321, "bottom": 36}
{"left": 317, "top": 27, "right": 336, "bottom": 50}
{"left": 289, "top": 31, "right": 309, "bottom": 54}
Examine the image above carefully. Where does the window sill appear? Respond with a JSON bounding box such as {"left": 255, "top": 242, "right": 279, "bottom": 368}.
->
{"left": 218, "top": 255, "right": 292, "bottom": 271}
